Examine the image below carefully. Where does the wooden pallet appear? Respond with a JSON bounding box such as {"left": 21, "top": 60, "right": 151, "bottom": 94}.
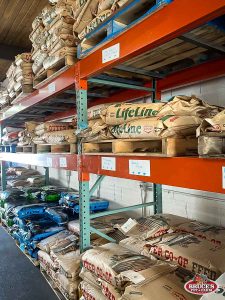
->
{"left": 198, "top": 135, "right": 225, "bottom": 158}
{"left": 36, "top": 143, "right": 77, "bottom": 154}
{"left": 78, "top": 0, "right": 171, "bottom": 57}
{"left": 33, "top": 54, "right": 77, "bottom": 88}
{"left": 16, "top": 145, "right": 37, "bottom": 153}
{"left": 40, "top": 266, "right": 68, "bottom": 300}
{"left": 83, "top": 137, "right": 198, "bottom": 157}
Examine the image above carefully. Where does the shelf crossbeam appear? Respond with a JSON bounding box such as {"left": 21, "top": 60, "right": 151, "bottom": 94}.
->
{"left": 88, "top": 78, "right": 154, "bottom": 92}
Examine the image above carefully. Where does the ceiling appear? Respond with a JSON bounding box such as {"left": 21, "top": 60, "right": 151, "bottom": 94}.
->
{"left": 0, "top": 0, "right": 48, "bottom": 81}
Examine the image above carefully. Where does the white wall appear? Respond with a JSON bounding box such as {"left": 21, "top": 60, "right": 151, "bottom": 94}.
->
{"left": 45, "top": 76, "right": 225, "bottom": 226}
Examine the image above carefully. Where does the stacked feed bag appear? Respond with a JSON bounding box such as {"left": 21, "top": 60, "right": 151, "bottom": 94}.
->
{"left": 30, "top": 0, "right": 77, "bottom": 76}
{"left": 73, "top": 0, "right": 130, "bottom": 43}
{"left": 197, "top": 108, "right": 225, "bottom": 156}
{"left": 38, "top": 230, "right": 80, "bottom": 299}
{"left": 0, "top": 79, "right": 11, "bottom": 111}
{"left": 116, "top": 214, "right": 225, "bottom": 281}
{"left": 80, "top": 243, "right": 198, "bottom": 300}
{"left": 32, "top": 121, "right": 75, "bottom": 144}
{"left": 18, "top": 121, "right": 40, "bottom": 146}
{"left": 81, "top": 96, "right": 222, "bottom": 141}
{"left": 12, "top": 204, "right": 68, "bottom": 258}
{"left": 5, "top": 53, "right": 33, "bottom": 100}
{"left": 60, "top": 192, "right": 109, "bottom": 214}
{"left": 1, "top": 126, "right": 23, "bottom": 145}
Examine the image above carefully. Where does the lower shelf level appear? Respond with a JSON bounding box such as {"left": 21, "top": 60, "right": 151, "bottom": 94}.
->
{"left": 1, "top": 152, "right": 225, "bottom": 194}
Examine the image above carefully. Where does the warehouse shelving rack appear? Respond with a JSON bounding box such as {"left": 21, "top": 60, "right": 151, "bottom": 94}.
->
{"left": 0, "top": 0, "right": 225, "bottom": 252}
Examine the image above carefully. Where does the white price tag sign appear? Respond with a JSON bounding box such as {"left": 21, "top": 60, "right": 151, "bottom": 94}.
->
{"left": 59, "top": 157, "right": 67, "bottom": 168}
{"left": 102, "top": 43, "right": 120, "bottom": 63}
{"left": 101, "top": 157, "right": 116, "bottom": 171}
{"left": 129, "top": 160, "right": 150, "bottom": 176}
{"left": 48, "top": 82, "right": 56, "bottom": 92}
{"left": 222, "top": 167, "right": 225, "bottom": 189}
{"left": 46, "top": 157, "right": 53, "bottom": 167}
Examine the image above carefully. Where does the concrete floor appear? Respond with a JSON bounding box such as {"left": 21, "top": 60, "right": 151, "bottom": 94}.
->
{"left": 0, "top": 226, "right": 58, "bottom": 300}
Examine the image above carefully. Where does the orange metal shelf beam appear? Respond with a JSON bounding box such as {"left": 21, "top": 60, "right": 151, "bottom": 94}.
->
{"left": 0, "top": 66, "right": 75, "bottom": 123}
{"left": 82, "top": 155, "right": 225, "bottom": 194}
{"left": 158, "top": 57, "right": 225, "bottom": 91}
{"left": 79, "top": 0, "right": 225, "bottom": 79}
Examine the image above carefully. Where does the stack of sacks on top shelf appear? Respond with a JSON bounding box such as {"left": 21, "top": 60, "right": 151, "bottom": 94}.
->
{"left": 1, "top": 126, "right": 23, "bottom": 145}
{"left": 80, "top": 96, "right": 222, "bottom": 142}
{"left": 18, "top": 121, "right": 40, "bottom": 147}
{"left": 30, "top": 0, "right": 77, "bottom": 76}
{"left": 37, "top": 230, "right": 81, "bottom": 299}
{"left": 80, "top": 242, "right": 198, "bottom": 300}
{"left": 116, "top": 214, "right": 225, "bottom": 281}
{"left": 32, "top": 121, "right": 76, "bottom": 145}
{"left": 73, "top": 0, "right": 130, "bottom": 44}
{"left": 6, "top": 53, "right": 33, "bottom": 100}
{"left": 0, "top": 79, "right": 11, "bottom": 111}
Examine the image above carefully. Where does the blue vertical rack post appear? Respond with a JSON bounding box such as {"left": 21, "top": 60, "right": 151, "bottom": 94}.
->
{"left": 75, "top": 66, "right": 91, "bottom": 252}
{"left": 152, "top": 78, "right": 163, "bottom": 214}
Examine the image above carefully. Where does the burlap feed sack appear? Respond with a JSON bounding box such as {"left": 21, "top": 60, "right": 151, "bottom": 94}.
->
{"left": 42, "top": 129, "right": 76, "bottom": 144}
{"left": 73, "top": 0, "right": 99, "bottom": 35}
{"left": 121, "top": 265, "right": 199, "bottom": 300}
{"left": 120, "top": 233, "right": 225, "bottom": 281}
{"left": 51, "top": 250, "right": 80, "bottom": 279}
{"left": 38, "top": 230, "right": 76, "bottom": 253}
{"left": 56, "top": 273, "right": 79, "bottom": 299}
{"left": 159, "top": 95, "right": 221, "bottom": 118}
{"left": 157, "top": 214, "right": 193, "bottom": 227}
{"left": 116, "top": 214, "right": 192, "bottom": 240}
{"left": 88, "top": 104, "right": 113, "bottom": 120}
{"left": 197, "top": 109, "right": 225, "bottom": 136}
{"left": 79, "top": 9, "right": 112, "bottom": 40}
{"left": 110, "top": 115, "right": 201, "bottom": 139}
{"left": 35, "top": 122, "right": 73, "bottom": 136}
{"left": 25, "top": 121, "right": 40, "bottom": 133}
{"left": 38, "top": 250, "right": 57, "bottom": 270}
{"left": 33, "top": 136, "right": 46, "bottom": 144}
{"left": 80, "top": 119, "right": 114, "bottom": 141}
{"left": 101, "top": 102, "right": 165, "bottom": 125}
{"left": 97, "top": 0, "right": 115, "bottom": 13}
{"left": 80, "top": 280, "right": 107, "bottom": 300}
{"left": 15, "top": 53, "right": 32, "bottom": 65}
{"left": 176, "top": 221, "right": 225, "bottom": 246}
{"left": 82, "top": 243, "right": 160, "bottom": 289}
{"left": 112, "top": 0, "right": 129, "bottom": 10}
{"left": 27, "top": 176, "right": 45, "bottom": 186}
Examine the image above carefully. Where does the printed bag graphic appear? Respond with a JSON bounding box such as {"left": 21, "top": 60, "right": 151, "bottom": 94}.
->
{"left": 185, "top": 274, "right": 218, "bottom": 295}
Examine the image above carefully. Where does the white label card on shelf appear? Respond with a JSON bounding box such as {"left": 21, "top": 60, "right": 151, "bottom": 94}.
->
{"left": 129, "top": 160, "right": 150, "bottom": 176}
{"left": 46, "top": 157, "right": 53, "bottom": 168}
{"left": 59, "top": 157, "right": 67, "bottom": 168}
{"left": 48, "top": 82, "right": 56, "bottom": 92}
{"left": 102, "top": 43, "right": 120, "bottom": 63}
{"left": 222, "top": 167, "right": 225, "bottom": 189}
{"left": 101, "top": 157, "right": 116, "bottom": 171}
